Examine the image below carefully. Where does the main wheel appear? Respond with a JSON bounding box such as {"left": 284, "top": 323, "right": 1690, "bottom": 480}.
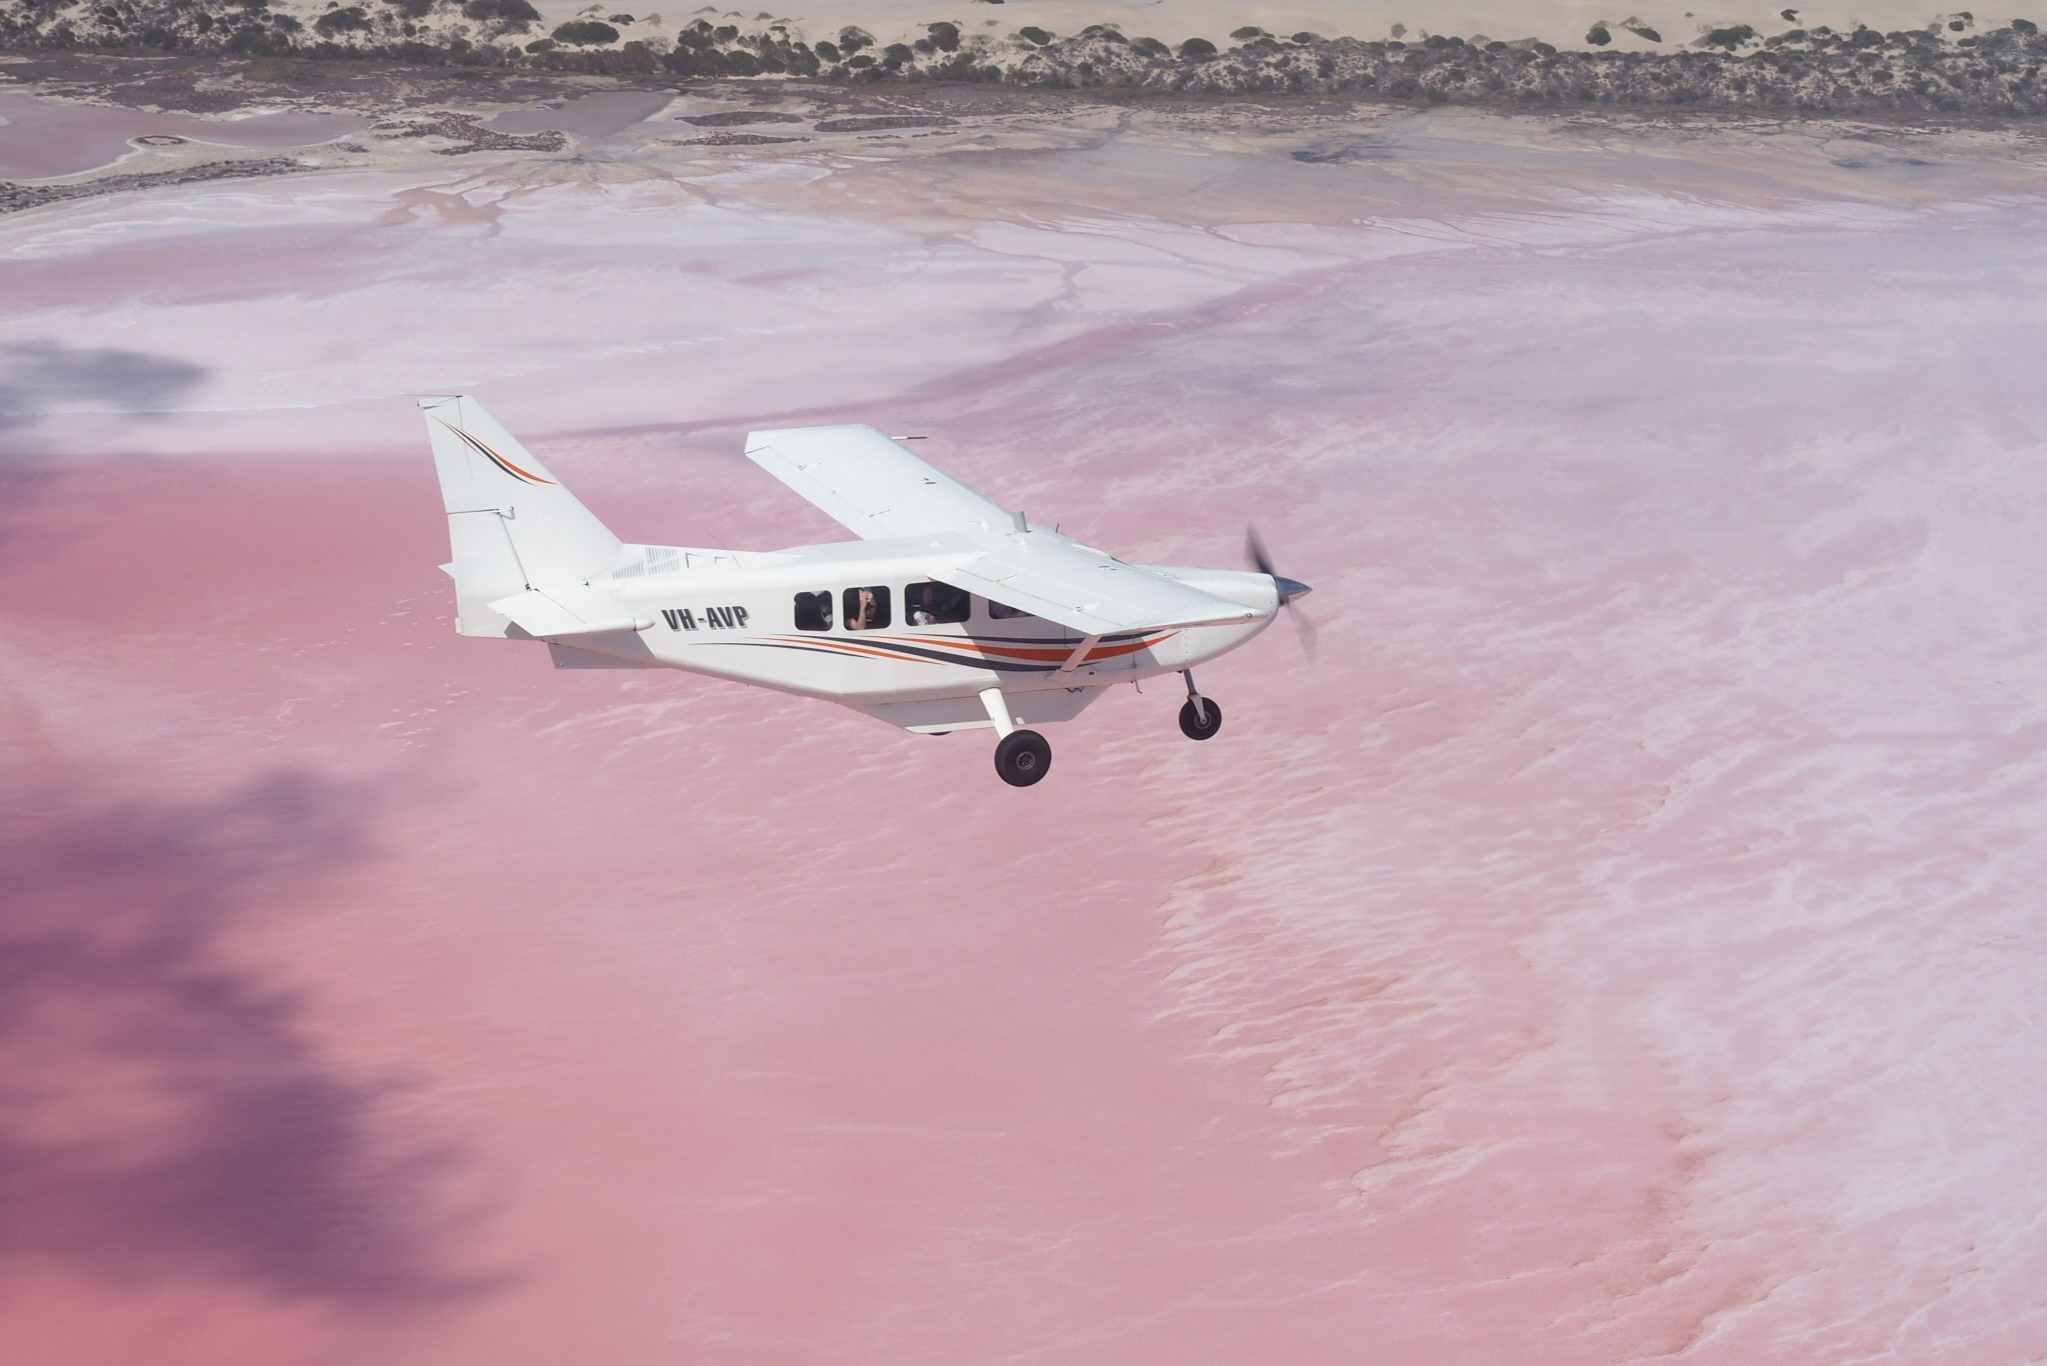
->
{"left": 994, "top": 729, "right": 1052, "bottom": 787}
{"left": 1178, "top": 697, "right": 1223, "bottom": 741}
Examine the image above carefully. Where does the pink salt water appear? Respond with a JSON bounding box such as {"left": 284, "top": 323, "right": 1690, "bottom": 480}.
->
{"left": 3, "top": 105, "right": 2046, "bottom": 1364}
{"left": 0, "top": 90, "right": 363, "bottom": 178}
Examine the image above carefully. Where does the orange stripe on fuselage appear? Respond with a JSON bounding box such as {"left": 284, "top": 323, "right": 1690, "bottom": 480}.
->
{"left": 753, "top": 632, "right": 1177, "bottom": 670}
{"left": 867, "top": 632, "right": 1174, "bottom": 662}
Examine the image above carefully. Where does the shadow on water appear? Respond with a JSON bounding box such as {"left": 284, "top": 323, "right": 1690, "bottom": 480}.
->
{"left": 0, "top": 340, "right": 207, "bottom": 434}
{"left": 0, "top": 340, "right": 209, "bottom": 553}
{"left": 0, "top": 751, "right": 491, "bottom": 1307}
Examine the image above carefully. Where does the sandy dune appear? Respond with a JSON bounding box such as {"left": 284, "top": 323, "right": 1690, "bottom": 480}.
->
{"left": 4, "top": 99, "right": 2047, "bottom": 1363}
{"left": 539, "top": 0, "right": 2028, "bottom": 49}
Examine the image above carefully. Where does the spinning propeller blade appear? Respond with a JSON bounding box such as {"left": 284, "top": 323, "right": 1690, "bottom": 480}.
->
{"left": 1246, "top": 525, "right": 1316, "bottom": 658}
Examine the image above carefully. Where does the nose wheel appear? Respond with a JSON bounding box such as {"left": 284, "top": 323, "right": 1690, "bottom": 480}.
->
{"left": 1178, "top": 670, "right": 1222, "bottom": 741}
{"left": 994, "top": 729, "right": 1052, "bottom": 786}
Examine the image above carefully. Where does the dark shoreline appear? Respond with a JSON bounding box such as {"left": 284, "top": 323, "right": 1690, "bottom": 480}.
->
{"left": 3, "top": 7, "right": 2046, "bottom": 120}
{"left": 0, "top": 153, "right": 307, "bottom": 213}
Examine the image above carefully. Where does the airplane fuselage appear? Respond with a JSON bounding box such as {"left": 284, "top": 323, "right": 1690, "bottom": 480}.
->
{"left": 533, "top": 535, "right": 1280, "bottom": 733}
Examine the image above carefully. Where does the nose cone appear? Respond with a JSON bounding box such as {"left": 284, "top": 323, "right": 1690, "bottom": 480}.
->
{"left": 1275, "top": 576, "right": 1312, "bottom": 605}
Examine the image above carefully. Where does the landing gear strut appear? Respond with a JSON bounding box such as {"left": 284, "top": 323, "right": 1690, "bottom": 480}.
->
{"left": 982, "top": 686, "right": 1053, "bottom": 787}
{"left": 1178, "top": 670, "right": 1222, "bottom": 741}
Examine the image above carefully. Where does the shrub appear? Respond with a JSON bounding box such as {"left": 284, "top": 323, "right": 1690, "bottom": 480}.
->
{"left": 463, "top": 0, "right": 537, "bottom": 24}
{"left": 1229, "top": 26, "right": 1264, "bottom": 39}
{"left": 314, "top": 5, "right": 369, "bottom": 32}
{"left": 227, "top": 23, "right": 279, "bottom": 50}
{"left": 1178, "top": 36, "right": 1216, "bottom": 57}
{"left": 836, "top": 25, "right": 870, "bottom": 50}
{"left": 927, "top": 21, "right": 958, "bottom": 50}
{"left": 1018, "top": 25, "right": 1052, "bottom": 44}
{"left": 523, "top": 36, "right": 552, "bottom": 50}
{"left": 551, "top": 19, "right": 617, "bottom": 43}
{"left": 1586, "top": 24, "right": 1610, "bottom": 44}
{"left": 812, "top": 38, "right": 838, "bottom": 59}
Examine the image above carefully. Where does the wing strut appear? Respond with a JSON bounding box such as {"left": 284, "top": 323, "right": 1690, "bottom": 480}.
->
{"left": 1053, "top": 634, "right": 1102, "bottom": 679}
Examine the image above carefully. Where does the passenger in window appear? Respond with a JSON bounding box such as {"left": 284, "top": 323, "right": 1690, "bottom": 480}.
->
{"left": 844, "top": 585, "right": 891, "bottom": 631}
{"left": 907, "top": 581, "right": 971, "bottom": 626}
{"left": 987, "top": 599, "right": 1033, "bottom": 620}
{"left": 793, "top": 590, "right": 833, "bottom": 631}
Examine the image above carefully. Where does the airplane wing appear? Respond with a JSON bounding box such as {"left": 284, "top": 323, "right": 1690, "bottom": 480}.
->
{"left": 932, "top": 538, "right": 1261, "bottom": 638}
{"left": 744, "top": 424, "right": 1259, "bottom": 636}
{"left": 744, "top": 425, "right": 1013, "bottom": 540}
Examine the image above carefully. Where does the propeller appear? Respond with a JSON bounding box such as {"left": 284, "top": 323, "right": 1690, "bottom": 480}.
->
{"left": 1246, "top": 525, "right": 1317, "bottom": 658}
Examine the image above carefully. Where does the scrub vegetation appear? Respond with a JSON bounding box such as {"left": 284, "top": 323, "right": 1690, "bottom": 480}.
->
{"left": 2, "top": 0, "right": 2045, "bottom": 116}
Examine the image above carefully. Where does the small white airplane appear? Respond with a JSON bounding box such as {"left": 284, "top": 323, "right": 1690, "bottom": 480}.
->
{"left": 422, "top": 396, "right": 1310, "bottom": 786}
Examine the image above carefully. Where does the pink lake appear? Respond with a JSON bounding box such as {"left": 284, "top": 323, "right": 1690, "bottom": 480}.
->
{"left": 3, "top": 104, "right": 2046, "bottom": 1365}
{"left": 0, "top": 90, "right": 364, "bottom": 178}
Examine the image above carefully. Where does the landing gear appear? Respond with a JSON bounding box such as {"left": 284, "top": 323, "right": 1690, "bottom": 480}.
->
{"left": 980, "top": 686, "right": 1052, "bottom": 787}
{"left": 1179, "top": 698, "right": 1223, "bottom": 740}
{"left": 1178, "top": 670, "right": 1222, "bottom": 741}
{"left": 995, "top": 729, "right": 1052, "bottom": 786}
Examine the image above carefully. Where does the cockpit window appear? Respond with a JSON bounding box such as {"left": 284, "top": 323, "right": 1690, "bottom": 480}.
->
{"left": 986, "top": 599, "right": 1033, "bottom": 620}
{"left": 844, "top": 585, "right": 891, "bottom": 631}
{"left": 905, "top": 581, "right": 971, "bottom": 626}
{"left": 793, "top": 591, "right": 833, "bottom": 631}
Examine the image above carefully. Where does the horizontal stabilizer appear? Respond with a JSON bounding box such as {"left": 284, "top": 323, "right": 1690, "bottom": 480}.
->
{"left": 488, "top": 583, "right": 652, "bottom": 638}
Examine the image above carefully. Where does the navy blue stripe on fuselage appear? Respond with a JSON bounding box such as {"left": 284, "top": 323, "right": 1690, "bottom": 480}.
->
{"left": 715, "top": 638, "right": 1060, "bottom": 673}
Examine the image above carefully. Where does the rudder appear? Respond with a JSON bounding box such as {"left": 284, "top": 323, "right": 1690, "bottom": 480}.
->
{"left": 421, "top": 395, "right": 623, "bottom": 637}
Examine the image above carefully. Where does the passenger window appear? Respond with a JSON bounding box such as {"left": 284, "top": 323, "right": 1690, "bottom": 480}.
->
{"left": 843, "top": 585, "right": 891, "bottom": 631}
{"left": 793, "top": 590, "right": 833, "bottom": 631}
{"left": 987, "top": 599, "right": 1033, "bottom": 620}
{"left": 905, "top": 581, "right": 971, "bottom": 626}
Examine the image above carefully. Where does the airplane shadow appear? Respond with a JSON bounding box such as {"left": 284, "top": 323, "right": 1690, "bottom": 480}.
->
{"left": 0, "top": 339, "right": 208, "bottom": 556}
{"left": 0, "top": 757, "right": 492, "bottom": 1308}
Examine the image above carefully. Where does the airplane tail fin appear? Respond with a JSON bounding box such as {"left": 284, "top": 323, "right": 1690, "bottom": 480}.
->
{"left": 421, "top": 395, "right": 623, "bottom": 637}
